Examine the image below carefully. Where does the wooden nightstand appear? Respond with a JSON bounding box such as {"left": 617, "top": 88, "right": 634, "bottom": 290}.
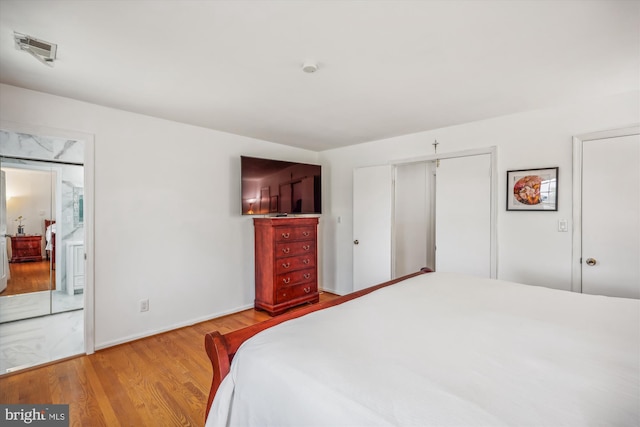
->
{"left": 10, "top": 235, "right": 43, "bottom": 263}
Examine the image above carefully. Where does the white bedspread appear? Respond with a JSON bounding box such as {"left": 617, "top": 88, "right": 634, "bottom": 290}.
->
{"left": 206, "top": 272, "right": 640, "bottom": 426}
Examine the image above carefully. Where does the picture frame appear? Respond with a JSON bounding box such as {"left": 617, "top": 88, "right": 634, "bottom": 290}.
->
{"left": 507, "top": 167, "right": 558, "bottom": 211}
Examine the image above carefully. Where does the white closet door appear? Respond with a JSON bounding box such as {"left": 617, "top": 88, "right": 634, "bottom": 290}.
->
{"left": 353, "top": 165, "right": 392, "bottom": 291}
{"left": 435, "top": 154, "right": 491, "bottom": 277}
{"left": 582, "top": 134, "right": 639, "bottom": 298}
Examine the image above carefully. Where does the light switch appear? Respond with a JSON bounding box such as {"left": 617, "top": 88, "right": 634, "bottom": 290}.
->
{"left": 558, "top": 219, "right": 568, "bottom": 232}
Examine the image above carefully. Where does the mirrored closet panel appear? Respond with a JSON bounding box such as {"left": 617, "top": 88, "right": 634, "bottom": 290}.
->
{"left": 0, "top": 156, "right": 84, "bottom": 323}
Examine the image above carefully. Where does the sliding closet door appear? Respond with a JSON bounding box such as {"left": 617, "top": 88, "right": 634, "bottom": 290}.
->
{"left": 0, "top": 159, "right": 54, "bottom": 322}
{"left": 435, "top": 154, "right": 491, "bottom": 278}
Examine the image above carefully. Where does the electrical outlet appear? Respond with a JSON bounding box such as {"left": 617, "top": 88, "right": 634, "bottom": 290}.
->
{"left": 140, "top": 299, "right": 149, "bottom": 312}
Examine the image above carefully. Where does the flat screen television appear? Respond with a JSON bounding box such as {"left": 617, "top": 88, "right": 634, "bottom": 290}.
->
{"left": 241, "top": 156, "right": 322, "bottom": 215}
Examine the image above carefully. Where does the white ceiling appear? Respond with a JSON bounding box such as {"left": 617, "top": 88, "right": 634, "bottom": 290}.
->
{"left": 0, "top": 1, "right": 638, "bottom": 151}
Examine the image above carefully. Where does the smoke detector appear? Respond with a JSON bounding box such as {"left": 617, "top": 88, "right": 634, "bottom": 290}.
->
{"left": 14, "top": 32, "right": 57, "bottom": 67}
{"left": 302, "top": 61, "right": 318, "bottom": 73}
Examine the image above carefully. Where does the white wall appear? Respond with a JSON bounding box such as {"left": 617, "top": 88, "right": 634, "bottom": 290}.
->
{"left": 3, "top": 82, "right": 638, "bottom": 347}
{"left": 0, "top": 83, "right": 320, "bottom": 349}
{"left": 4, "top": 168, "right": 52, "bottom": 240}
{"left": 320, "top": 91, "right": 640, "bottom": 295}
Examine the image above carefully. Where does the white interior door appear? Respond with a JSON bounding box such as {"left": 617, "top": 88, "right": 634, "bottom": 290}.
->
{"left": 353, "top": 165, "right": 392, "bottom": 291}
{"left": 582, "top": 133, "right": 639, "bottom": 298}
{"left": 0, "top": 170, "right": 7, "bottom": 293}
{"left": 435, "top": 154, "right": 491, "bottom": 278}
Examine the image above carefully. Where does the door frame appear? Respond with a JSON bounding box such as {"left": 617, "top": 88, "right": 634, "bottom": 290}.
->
{"left": 0, "top": 119, "right": 95, "bottom": 355}
{"left": 571, "top": 125, "right": 640, "bottom": 293}
{"left": 392, "top": 146, "right": 498, "bottom": 279}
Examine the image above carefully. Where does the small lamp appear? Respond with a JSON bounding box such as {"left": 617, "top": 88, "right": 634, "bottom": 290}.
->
{"left": 247, "top": 199, "right": 256, "bottom": 215}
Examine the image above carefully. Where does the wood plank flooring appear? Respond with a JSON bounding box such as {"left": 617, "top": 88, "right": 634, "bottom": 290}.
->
{"left": 0, "top": 292, "right": 339, "bottom": 426}
{"left": 2, "top": 260, "right": 55, "bottom": 296}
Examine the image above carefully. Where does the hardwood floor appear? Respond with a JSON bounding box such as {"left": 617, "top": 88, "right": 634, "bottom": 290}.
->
{"left": 2, "top": 260, "right": 55, "bottom": 296}
{"left": 0, "top": 292, "right": 339, "bottom": 426}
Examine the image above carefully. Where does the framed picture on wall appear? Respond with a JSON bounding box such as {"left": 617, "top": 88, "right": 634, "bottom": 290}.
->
{"left": 507, "top": 167, "right": 558, "bottom": 211}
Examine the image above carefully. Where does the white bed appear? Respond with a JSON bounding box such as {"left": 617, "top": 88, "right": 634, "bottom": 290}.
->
{"left": 206, "top": 272, "right": 640, "bottom": 426}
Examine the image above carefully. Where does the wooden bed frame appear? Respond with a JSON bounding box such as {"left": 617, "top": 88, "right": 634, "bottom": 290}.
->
{"left": 204, "top": 268, "right": 432, "bottom": 419}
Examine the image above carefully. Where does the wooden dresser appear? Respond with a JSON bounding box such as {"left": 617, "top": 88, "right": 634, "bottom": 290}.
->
{"left": 10, "top": 235, "right": 43, "bottom": 263}
{"left": 254, "top": 217, "right": 319, "bottom": 316}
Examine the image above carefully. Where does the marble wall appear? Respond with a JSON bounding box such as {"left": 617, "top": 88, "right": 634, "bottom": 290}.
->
{"left": 0, "top": 130, "right": 84, "bottom": 163}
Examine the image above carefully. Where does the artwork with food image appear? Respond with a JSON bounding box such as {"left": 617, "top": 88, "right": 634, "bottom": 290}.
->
{"left": 507, "top": 167, "right": 558, "bottom": 211}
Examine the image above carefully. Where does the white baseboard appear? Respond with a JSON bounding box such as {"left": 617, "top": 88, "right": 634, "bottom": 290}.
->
{"left": 94, "top": 303, "right": 254, "bottom": 351}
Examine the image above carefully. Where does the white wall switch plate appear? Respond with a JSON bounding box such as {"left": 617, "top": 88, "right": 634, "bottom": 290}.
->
{"left": 558, "top": 219, "right": 568, "bottom": 232}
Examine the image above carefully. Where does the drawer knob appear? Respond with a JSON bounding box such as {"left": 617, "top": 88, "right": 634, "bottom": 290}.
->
{"left": 303, "top": 259, "right": 309, "bottom": 264}
{"left": 304, "top": 287, "right": 311, "bottom": 293}
{"left": 302, "top": 231, "right": 310, "bottom": 237}
{"left": 302, "top": 245, "right": 310, "bottom": 251}
{"left": 282, "top": 247, "right": 290, "bottom": 254}
{"left": 303, "top": 273, "right": 311, "bottom": 279}
{"left": 283, "top": 277, "right": 291, "bottom": 284}
{"left": 281, "top": 233, "right": 290, "bottom": 239}
{"left": 282, "top": 262, "right": 291, "bottom": 269}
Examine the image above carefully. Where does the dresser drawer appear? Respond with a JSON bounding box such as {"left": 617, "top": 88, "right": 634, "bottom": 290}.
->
{"left": 13, "top": 239, "right": 41, "bottom": 249}
{"left": 275, "top": 268, "right": 316, "bottom": 289}
{"left": 274, "top": 226, "right": 315, "bottom": 242}
{"left": 275, "top": 241, "right": 314, "bottom": 259}
{"left": 276, "top": 254, "right": 315, "bottom": 274}
{"left": 276, "top": 282, "right": 317, "bottom": 304}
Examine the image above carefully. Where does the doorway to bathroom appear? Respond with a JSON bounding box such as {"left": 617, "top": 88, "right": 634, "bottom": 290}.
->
{"left": 0, "top": 128, "right": 91, "bottom": 374}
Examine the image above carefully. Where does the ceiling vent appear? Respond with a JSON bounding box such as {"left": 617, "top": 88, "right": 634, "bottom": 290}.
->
{"left": 14, "top": 32, "right": 57, "bottom": 67}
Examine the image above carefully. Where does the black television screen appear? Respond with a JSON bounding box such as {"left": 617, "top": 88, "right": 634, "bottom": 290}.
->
{"left": 241, "top": 156, "right": 322, "bottom": 215}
